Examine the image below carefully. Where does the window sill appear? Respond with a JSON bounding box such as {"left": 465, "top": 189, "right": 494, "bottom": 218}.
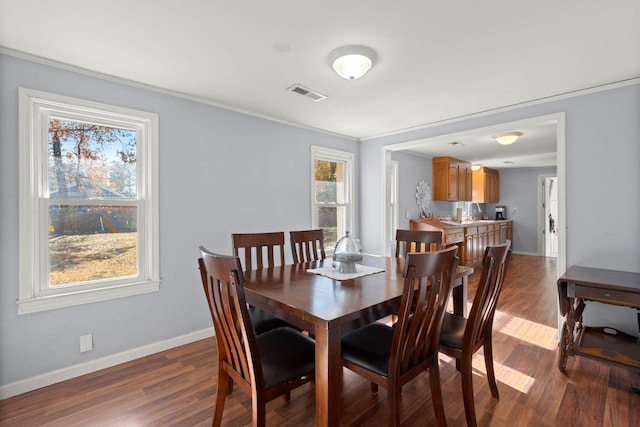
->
{"left": 17, "top": 280, "right": 160, "bottom": 315}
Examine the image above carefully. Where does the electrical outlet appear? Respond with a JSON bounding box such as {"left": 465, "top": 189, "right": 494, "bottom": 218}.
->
{"left": 79, "top": 334, "right": 93, "bottom": 352}
{"left": 405, "top": 210, "right": 410, "bottom": 219}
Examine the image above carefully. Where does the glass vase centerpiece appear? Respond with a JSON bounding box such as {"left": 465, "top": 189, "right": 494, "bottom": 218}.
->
{"left": 333, "top": 231, "right": 362, "bottom": 274}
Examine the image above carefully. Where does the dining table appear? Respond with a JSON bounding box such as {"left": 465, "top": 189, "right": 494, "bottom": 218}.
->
{"left": 243, "top": 254, "right": 474, "bottom": 427}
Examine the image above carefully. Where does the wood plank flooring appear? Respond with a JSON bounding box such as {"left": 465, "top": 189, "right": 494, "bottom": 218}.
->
{"left": 1, "top": 254, "right": 639, "bottom": 426}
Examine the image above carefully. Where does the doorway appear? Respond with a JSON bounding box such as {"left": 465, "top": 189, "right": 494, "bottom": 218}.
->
{"left": 382, "top": 112, "right": 566, "bottom": 277}
{"left": 542, "top": 176, "right": 558, "bottom": 257}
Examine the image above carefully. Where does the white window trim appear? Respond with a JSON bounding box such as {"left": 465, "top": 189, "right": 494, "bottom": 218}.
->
{"left": 310, "top": 145, "right": 354, "bottom": 253}
{"left": 18, "top": 88, "right": 160, "bottom": 314}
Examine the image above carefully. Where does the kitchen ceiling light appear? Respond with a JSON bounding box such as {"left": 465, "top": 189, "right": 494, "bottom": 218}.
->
{"left": 329, "top": 45, "right": 376, "bottom": 80}
{"left": 495, "top": 132, "right": 522, "bottom": 145}
{"left": 471, "top": 164, "right": 482, "bottom": 171}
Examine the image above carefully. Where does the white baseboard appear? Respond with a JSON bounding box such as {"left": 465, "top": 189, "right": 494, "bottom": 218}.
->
{"left": 512, "top": 250, "right": 545, "bottom": 256}
{"left": 0, "top": 327, "right": 214, "bottom": 400}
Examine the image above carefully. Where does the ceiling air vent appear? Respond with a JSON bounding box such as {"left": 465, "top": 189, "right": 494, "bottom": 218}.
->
{"left": 287, "top": 84, "right": 327, "bottom": 102}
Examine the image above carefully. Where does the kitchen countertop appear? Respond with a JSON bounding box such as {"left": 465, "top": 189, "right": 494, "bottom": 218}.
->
{"left": 415, "top": 218, "right": 510, "bottom": 229}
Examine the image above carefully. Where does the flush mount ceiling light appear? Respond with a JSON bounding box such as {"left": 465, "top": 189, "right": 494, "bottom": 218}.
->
{"left": 495, "top": 132, "right": 522, "bottom": 145}
{"left": 329, "top": 45, "right": 376, "bottom": 80}
{"left": 471, "top": 164, "right": 482, "bottom": 171}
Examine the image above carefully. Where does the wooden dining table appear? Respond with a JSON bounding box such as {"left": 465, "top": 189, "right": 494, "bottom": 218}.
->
{"left": 243, "top": 254, "right": 473, "bottom": 426}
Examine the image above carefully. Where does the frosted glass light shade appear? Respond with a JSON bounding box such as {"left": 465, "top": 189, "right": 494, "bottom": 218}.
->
{"left": 329, "top": 45, "right": 376, "bottom": 80}
{"left": 495, "top": 132, "right": 522, "bottom": 145}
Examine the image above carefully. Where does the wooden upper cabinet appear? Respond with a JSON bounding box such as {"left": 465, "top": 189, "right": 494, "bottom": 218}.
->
{"left": 433, "top": 156, "right": 472, "bottom": 201}
{"left": 472, "top": 166, "right": 500, "bottom": 203}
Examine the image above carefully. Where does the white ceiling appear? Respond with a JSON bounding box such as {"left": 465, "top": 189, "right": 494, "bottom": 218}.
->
{"left": 1, "top": 1, "right": 638, "bottom": 168}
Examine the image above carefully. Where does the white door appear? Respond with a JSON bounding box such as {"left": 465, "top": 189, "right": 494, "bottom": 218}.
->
{"left": 544, "top": 177, "right": 558, "bottom": 257}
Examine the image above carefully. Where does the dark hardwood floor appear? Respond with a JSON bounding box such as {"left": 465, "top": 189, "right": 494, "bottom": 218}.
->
{"left": 1, "top": 254, "right": 639, "bottom": 426}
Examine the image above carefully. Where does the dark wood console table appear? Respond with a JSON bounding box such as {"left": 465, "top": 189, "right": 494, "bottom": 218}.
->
{"left": 557, "top": 266, "right": 640, "bottom": 372}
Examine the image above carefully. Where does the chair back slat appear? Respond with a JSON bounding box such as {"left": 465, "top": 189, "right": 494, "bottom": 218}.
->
{"left": 198, "top": 249, "right": 264, "bottom": 391}
{"left": 290, "top": 229, "right": 326, "bottom": 263}
{"left": 394, "top": 229, "right": 443, "bottom": 258}
{"left": 391, "top": 246, "right": 458, "bottom": 375}
{"left": 466, "top": 241, "right": 512, "bottom": 348}
{"left": 232, "top": 232, "right": 286, "bottom": 271}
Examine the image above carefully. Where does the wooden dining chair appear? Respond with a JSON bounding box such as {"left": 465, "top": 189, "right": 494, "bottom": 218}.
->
{"left": 232, "top": 231, "right": 286, "bottom": 270}
{"left": 341, "top": 246, "right": 459, "bottom": 427}
{"left": 289, "top": 229, "right": 326, "bottom": 263}
{"left": 394, "top": 229, "right": 443, "bottom": 258}
{"left": 198, "top": 247, "right": 315, "bottom": 427}
{"left": 438, "top": 240, "right": 511, "bottom": 427}
{"left": 231, "top": 231, "right": 293, "bottom": 335}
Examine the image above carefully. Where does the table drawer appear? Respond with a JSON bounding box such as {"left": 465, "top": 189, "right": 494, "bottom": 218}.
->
{"left": 574, "top": 284, "right": 640, "bottom": 308}
{"left": 446, "top": 231, "right": 464, "bottom": 245}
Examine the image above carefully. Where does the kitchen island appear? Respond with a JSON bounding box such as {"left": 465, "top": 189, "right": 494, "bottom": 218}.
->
{"left": 410, "top": 218, "right": 512, "bottom": 267}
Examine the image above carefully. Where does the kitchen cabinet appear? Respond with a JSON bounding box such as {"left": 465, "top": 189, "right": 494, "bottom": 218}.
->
{"left": 464, "top": 224, "right": 489, "bottom": 267}
{"left": 432, "top": 156, "right": 472, "bottom": 201}
{"left": 472, "top": 166, "right": 500, "bottom": 203}
{"left": 410, "top": 219, "right": 464, "bottom": 254}
{"left": 411, "top": 219, "right": 511, "bottom": 267}
{"left": 462, "top": 222, "right": 508, "bottom": 267}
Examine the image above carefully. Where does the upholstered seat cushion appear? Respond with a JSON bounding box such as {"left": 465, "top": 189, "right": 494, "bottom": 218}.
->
{"left": 249, "top": 306, "right": 292, "bottom": 335}
{"left": 257, "top": 327, "right": 315, "bottom": 389}
{"left": 341, "top": 322, "right": 395, "bottom": 377}
{"left": 439, "top": 312, "right": 467, "bottom": 350}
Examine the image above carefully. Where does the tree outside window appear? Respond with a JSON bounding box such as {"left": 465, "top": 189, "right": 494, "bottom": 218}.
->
{"left": 18, "top": 88, "right": 159, "bottom": 314}
{"left": 311, "top": 146, "right": 353, "bottom": 250}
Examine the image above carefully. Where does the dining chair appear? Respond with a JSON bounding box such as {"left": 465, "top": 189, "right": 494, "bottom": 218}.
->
{"left": 341, "top": 246, "right": 459, "bottom": 427}
{"left": 232, "top": 231, "right": 286, "bottom": 270}
{"left": 394, "top": 229, "right": 443, "bottom": 258}
{"left": 289, "top": 229, "right": 326, "bottom": 263}
{"left": 232, "top": 231, "right": 291, "bottom": 334}
{"left": 438, "top": 240, "right": 511, "bottom": 427}
{"left": 198, "top": 247, "right": 315, "bottom": 427}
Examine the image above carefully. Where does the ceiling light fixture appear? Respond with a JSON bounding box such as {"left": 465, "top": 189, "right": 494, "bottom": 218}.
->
{"left": 471, "top": 164, "right": 482, "bottom": 171}
{"left": 329, "top": 45, "right": 376, "bottom": 80}
{"left": 495, "top": 132, "right": 522, "bottom": 145}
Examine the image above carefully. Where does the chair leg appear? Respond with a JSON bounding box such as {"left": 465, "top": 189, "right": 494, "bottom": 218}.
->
{"left": 213, "top": 371, "right": 230, "bottom": 427}
{"left": 388, "top": 382, "right": 402, "bottom": 427}
{"left": 428, "top": 363, "right": 448, "bottom": 427}
{"left": 252, "top": 395, "right": 267, "bottom": 427}
{"left": 483, "top": 340, "right": 500, "bottom": 398}
{"left": 460, "top": 354, "right": 478, "bottom": 427}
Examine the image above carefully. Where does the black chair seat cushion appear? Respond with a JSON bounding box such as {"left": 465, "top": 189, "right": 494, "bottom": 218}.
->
{"left": 249, "top": 306, "right": 292, "bottom": 335}
{"left": 341, "top": 322, "right": 394, "bottom": 377}
{"left": 439, "top": 312, "right": 467, "bottom": 350}
{"left": 257, "top": 327, "right": 315, "bottom": 389}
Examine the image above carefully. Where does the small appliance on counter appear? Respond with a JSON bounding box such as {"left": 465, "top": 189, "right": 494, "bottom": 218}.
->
{"left": 495, "top": 205, "right": 506, "bottom": 220}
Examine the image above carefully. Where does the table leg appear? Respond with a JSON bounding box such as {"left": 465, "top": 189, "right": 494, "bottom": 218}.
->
{"left": 452, "top": 276, "right": 468, "bottom": 317}
{"left": 314, "top": 323, "right": 342, "bottom": 427}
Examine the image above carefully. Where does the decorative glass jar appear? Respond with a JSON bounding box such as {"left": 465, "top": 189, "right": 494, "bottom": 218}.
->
{"left": 333, "top": 232, "right": 362, "bottom": 273}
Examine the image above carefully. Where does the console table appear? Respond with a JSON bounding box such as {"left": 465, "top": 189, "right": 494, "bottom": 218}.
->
{"left": 557, "top": 266, "right": 640, "bottom": 372}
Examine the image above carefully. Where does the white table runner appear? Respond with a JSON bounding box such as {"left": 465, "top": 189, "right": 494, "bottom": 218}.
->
{"left": 306, "top": 264, "right": 385, "bottom": 281}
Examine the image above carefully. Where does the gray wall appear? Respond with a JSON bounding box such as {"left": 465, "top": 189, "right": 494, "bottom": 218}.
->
{"left": 0, "top": 54, "right": 358, "bottom": 388}
{"left": 361, "top": 82, "right": 640, "bottom": 272}
{"left": 390, "top": 151, "right": 430, "bottom": 229}
{"left": 2, "top": 52, "right": 639, "bottom": 392}
{"left": 499, "top": 166, "right": 557, "bottom": 254}
{"left": 362, "top": 82, "right": 640, "bottom": 334}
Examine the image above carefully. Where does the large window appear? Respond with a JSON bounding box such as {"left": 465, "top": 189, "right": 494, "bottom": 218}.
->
{"left": 18, "top": 88, "right": 159, "bottom": 314}
{"left": 311, "top": 146, "right": 354, "bottom": 251}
